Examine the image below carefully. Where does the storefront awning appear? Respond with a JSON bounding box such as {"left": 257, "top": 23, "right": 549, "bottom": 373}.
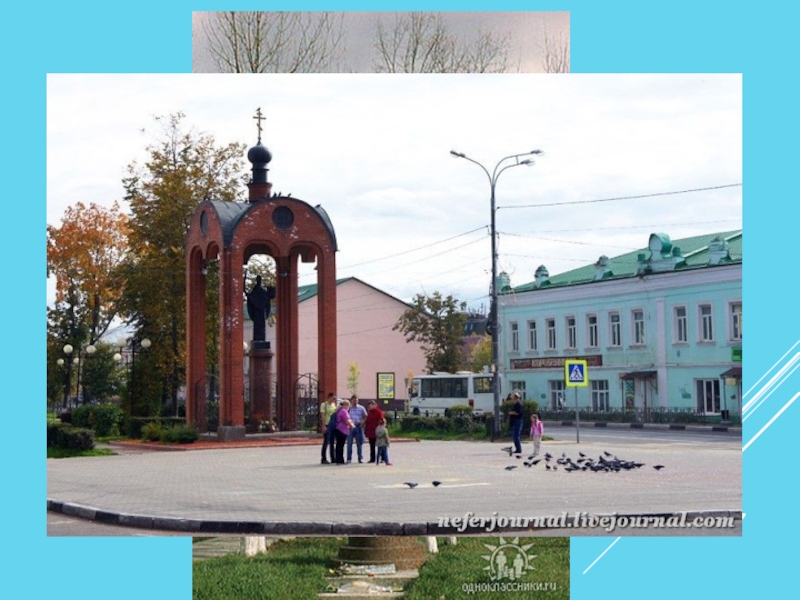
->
{"left": 720, "top": 367, "right": 742, "bottom": 379}
{"left": 619, "top": 370, "right": 657, "bottom": 380}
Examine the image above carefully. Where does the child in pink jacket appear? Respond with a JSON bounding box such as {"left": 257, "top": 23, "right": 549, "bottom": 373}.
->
{"left": 530, "top": 414, "right": 543, "bottom": 456}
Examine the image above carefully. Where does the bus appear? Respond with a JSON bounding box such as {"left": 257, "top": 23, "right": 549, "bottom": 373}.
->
{"left": 409, "top": 372, "right": 499, "bottom": 417}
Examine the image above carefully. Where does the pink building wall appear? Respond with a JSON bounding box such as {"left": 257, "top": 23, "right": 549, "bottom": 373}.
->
{"left": 297, "top": 278, "right": 427, "bottom": 400}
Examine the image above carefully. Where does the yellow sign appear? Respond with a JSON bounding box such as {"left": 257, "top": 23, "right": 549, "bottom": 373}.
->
{"left": 377, "top": 372, "right": 395, "bottom": 400}
{"left": 564, "top": 360, "right": 588, "bottom": 387}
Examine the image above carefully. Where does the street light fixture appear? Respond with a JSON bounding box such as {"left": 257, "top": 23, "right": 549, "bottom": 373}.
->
{"left": 57, "top": 344, "right": 75, "bottom": 409}
{"left": 114, "top": 337, "right": 152, "bottom": 417}
{"left": 450, "top": 149, "right": 543, "bottom": 439}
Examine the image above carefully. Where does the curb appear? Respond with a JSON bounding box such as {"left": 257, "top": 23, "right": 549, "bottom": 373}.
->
{"left": 47, "top": 499, "right": 742, "bottom": 535}
{"left": 546, "top": 421, "right": 741, "bottom": 434}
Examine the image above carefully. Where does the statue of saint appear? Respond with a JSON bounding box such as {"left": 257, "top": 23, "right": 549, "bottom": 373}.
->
{"left": 246, "top": 275, "right": 276, "bottom": 341}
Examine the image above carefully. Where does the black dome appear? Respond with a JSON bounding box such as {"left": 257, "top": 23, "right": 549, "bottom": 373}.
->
{"left": 247, "top": 141, "right": 272, "bottom": 167}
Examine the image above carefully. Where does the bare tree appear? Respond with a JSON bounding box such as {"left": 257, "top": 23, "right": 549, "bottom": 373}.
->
{"left": 542, "top": 28, "right": 570, "bottom": 73}
{"left": 373, "top": 12, "right": 511, "bottom": 73}
{"left": 202, "top": 11, "right": 345, "bottom": 73}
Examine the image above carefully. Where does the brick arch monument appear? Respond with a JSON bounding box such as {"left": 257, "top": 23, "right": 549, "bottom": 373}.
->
{"left": 185, "top": 114, "right": 337, "bottom": 439}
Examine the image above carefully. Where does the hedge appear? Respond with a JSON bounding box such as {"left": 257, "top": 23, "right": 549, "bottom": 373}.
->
{"left": 47, "top": 422, "right": 95, "bottom": 451}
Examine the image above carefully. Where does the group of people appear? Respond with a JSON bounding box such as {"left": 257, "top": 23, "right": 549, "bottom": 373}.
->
{"left": 319, "top": 393, "right": 392, "bottom": 466}
{"left": 508, "top": 391, "right": 544, "bottom": 456}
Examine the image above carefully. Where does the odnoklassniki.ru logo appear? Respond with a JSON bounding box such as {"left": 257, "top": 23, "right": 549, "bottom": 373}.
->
{"left": 481, "top": 537, "right": 537, "bottom": 581}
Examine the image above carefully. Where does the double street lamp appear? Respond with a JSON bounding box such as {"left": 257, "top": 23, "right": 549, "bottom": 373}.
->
{"left": 114, "top": 337, "right": 152, "bottom": 417}
{"left": 56, "top": 342, "right": 96, "bottom": 408}
{"left": 450, "top": 149, "right": 543, "bottom": 438}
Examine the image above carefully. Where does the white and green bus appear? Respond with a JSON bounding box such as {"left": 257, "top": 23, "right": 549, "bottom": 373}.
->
{"left": 409, "top": 371, "right": 500, "bottom": 417}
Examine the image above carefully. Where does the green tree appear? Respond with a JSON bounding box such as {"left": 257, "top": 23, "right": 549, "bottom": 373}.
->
{"left": 393, "top": 292, "right": 467, "bottom": 374}
{"left": 465, "top": 334, "right": 492, "bottom": 373}
{"left": 120, "top": 113, "right": 247, "bottom": 416}
{"left": 347, "top": 362, "right": 361, "bottom": 397}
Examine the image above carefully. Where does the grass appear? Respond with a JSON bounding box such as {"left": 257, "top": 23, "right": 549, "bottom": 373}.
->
{"left": 193, "top": 537, "right": 341, "bottom": 600}
{"left": 46, "top": 447, "right": 115, "bottom": 459}
{"left": 192, "top": 536, "right": 569, "bottom": 600}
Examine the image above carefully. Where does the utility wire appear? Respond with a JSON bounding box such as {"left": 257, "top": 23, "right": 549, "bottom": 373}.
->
{"left": 499, "top": 183, "right": 742, "bottom": 210}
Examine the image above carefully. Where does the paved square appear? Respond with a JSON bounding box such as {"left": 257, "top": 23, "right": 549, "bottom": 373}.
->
{"left": 47, "top": 435, "right": 740, "bottom": 535}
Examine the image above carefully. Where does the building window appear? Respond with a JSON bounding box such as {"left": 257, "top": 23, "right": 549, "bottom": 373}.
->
{"left": 674, "top": 306, "right": 688, "bottom": 343}
{"left": 632, "top": 309, "right": 645, "bottom": 345}
{"left": 549, "top": 380, "right": 565, "bottom": 410}
{"left": 527, "top": 320, "right": 538, "bottom": 351}
{"left": 591, "top": 380, "right": 609, "bottom": 411}
{"left": 699, "top": 304, "right": 714, "bottom": 342}
{"left": 730, "top": 302, "right": 742, "bottom": 341}
{"left": 566, "top": 316, "right": 577, "bottom": 349}
{"left": 510, "top": 321, "right": 519, "bottom": 352}
{"left": 609, "top": 312, "right": 621, "bottom": 347}
{"left": 696, "top": 379, "right": 721, "bottom": 413}
{"left": 546, "top": 318, "right": 557, "bottom": 350}
{"left": 511, "top": 381, "right": 526, "bottom": 400}
{"left": 587, "top": 314, "right": 598, "bottom": 348}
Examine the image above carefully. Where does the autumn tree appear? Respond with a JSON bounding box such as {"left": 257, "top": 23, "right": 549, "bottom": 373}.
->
{"left": 121, "top": 113, "right": 247, "bottom": 416}
{"left": 373, "top": 12, "right": 511, "bottom": 73}
{"left": 393, "top": 292, "right": 467, "bottom": 374}
{"left": 202, "top": 11, "right": 346, "bottom": 73}
{"left": 47, "top": 201, "right": 129, "bottom": 344}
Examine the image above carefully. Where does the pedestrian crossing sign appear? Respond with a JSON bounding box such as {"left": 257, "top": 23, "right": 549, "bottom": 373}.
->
{"left": 564, "top": 360, "right": 588, "bottom": 387}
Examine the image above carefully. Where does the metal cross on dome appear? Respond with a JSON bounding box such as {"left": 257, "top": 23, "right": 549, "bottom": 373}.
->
{"left": 253, "top": 107, "right": 265, "bottom": 143}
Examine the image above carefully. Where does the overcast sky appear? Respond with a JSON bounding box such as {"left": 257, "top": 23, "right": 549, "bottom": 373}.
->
{"left": 192, "top": 11, "right": 571, "bottom": 73}
{"left": 47, "top": 73, "right": 741, "bottom": 314}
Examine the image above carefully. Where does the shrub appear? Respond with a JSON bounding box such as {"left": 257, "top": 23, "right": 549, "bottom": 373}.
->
{"left": 447, "top": 404, "right": 474, "bottom": 418}
{"left": 47, "top": 422, "right": 95, "bottom": 451}
{"left": 141, "top": 421, "right": 164, "bottom": 442}
{"left": 72, "top": 404, "right": 123, "bottom": 437}
{"left": 160, "top": 424, "right": 199, "bottom": 444}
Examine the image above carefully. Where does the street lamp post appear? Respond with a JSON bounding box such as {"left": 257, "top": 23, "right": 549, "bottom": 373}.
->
{"left": 76, "top": 343, "right": 96, "bottom": 405}
{"left": 57, "top": 344, "right": 74, "bottom": 410}
{"left": 114, "top": 337, "right": 152, "bottom": 417}
{"left": 450, "top": 149, "right": 542, "bottom": 439}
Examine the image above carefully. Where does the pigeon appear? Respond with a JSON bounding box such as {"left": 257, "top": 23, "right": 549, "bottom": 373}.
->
{"left": 505, "top": 465, "right": 518, "bottom": 471}
{"left": 546, "top": 465, "right": 551, "bottom": 471}
{"left": 432, "top": 481, "right": 442, "bottom": 487}
{"left": 501, "top": 446, "right": 512, "bottom": 453}
{"left": 515, "top": 455, "right": 522, "bottom": 459}
{"left": 404, "top": 482, "right": 418, "bottom": 488}
{"left": 530, "top": 458, "right": 542, "bottom": 466}
{"left": 653, "top": 465, "right": 666, "bottom": 470}
{"left": 544, "top": 453, "right": 553, "bottom": 459}
{"left": 603, "top": 451, "right": 613, "bottom": 457}
{"left": 579, "top": 452, "right": 587, "bottom": 458}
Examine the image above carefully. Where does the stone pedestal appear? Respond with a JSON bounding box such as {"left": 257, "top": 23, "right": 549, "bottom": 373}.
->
{"left": 249, "top": 342, "right": 274, "bottom": 425}
{"left": 217, "top": 426, "right": 246, "bottom": 441}
{"left": 337, "top": 537, "right": 429, "bottom": 571}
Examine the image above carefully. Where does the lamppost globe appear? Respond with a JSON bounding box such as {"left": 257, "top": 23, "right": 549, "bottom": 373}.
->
{"left": 140, "top": 338, "right": 152, "bottom": 349}
{"left": 63, "top": 344, "right": 73, "bottom": 355}
{"left": 113, "top": 352, "right": 122, "bottom": 362}
{"left": 57, "top": 358, "right": 64, "bottom": 367}
{"left": 73, "top": 357, "right": 80, "bottom": 366}
{"left": 86, "top": 344, "right": 96, "bottom": 355}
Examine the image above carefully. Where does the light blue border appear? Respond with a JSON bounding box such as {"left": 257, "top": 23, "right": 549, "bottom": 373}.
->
{"left": 12, "top": 2, "right": 778, "bottom": 598}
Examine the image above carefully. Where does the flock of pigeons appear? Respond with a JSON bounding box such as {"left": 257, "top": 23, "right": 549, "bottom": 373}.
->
{"left": 501, "top": 446, "right": 665, "bottom": 473}
{"left": 400, "top": 448, "right": 665, "bottom": 487}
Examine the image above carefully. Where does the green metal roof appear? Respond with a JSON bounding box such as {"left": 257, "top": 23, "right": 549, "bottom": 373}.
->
{"left": 297, "top": 277, "right": 354, "bottom": 302}
{"left": 509, "top": 230, "right": 742, "bottom": 293}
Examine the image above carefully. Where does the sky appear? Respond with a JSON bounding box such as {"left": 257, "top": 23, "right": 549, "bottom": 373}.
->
{"left": 47, "top": 73, "right": 741, "bottom": 315}
{"left": 192, "top": 11, "right": 571, "bottom": 73}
